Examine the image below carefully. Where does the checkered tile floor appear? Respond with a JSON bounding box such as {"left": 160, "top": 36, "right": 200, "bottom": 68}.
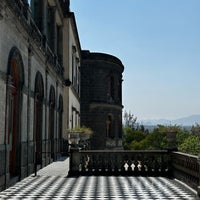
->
{"left": 0, "top": 176, "right": 198, "bottom": 199}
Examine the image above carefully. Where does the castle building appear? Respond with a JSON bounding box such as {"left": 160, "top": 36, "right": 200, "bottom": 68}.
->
{"left": 0, "top": 0, "right": 81, "bottom": 190}
{"left": 81, "top": 51, "right": 124, "bottom": 149}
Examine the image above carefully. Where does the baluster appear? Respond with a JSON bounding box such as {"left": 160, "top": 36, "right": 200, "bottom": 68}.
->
{"left": 107, "top": 154, "right": 112, "bottom": 174}
{"left": 98, "top": 154, "right": 103, "bottom": 175}
{"left": 110, "top": 154, "right": 115, "bottom": 174}
{"left": 86, "top": 155, "right": 90, "bottom": 170}
{"left": 97, "top": 154, "right": 102, "bottom": 175}
{"left": 118, "top": 154, "right": 124, "bottom": 174}
{"left": 148, "top": 156, "right": 155, "bottom": 176}
{"left": 161, "top": 154, "right": 167, "bottom": 175}
{"left": 87, "top": 153, "right": 94, "bottom": 174}
{"left": 124, "top": 161, "right": 129, "bottom": 172}
{"left": 129, "top": 155, "right": 135, "bottom": 175}
{"left": 104, "top": 153, "right": 109, "bottom": 173}
{"left": 114, "top": 154, "right": 120, "bottom": 175}
{"left": 154, "top": 155, "right": 160, "bottom": 176}
{"left": 79, "top": 155, "right": 83, "bottom": 174}
{"left": 92, "top": 154, "right": 97, "bottom": 174}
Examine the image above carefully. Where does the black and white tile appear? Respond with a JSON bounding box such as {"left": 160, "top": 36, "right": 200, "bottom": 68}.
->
{"left": 0, "top": 176, "right": 198, "bottom": 199}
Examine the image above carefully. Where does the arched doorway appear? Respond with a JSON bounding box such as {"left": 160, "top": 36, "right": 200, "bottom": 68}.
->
{"left": 34, "top": 72, "right": 44, "bottom": 164}
{"left": 7, "top": 47, "right": 24, "bottom": 177}
{"left": 49, "top": 86, "right": 55, "bottom": 160}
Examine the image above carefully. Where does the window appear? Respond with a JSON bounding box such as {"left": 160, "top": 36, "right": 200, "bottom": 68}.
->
{"left": 106, "top": 115, "right": 114, "bottom": 138}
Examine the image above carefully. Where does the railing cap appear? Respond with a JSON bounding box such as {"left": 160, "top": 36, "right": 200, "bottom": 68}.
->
{"left": 78, "top": 150, "right": 169, "bottom": 153}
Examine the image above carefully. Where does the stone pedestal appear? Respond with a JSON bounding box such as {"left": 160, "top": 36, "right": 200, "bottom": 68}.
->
{"left": 166, "top": 131, "right": 177, "bottom": 151}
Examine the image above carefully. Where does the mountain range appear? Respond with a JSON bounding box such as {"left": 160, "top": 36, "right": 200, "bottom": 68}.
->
{"left": 140, "top": 114, "right": 200, "bottom": 126}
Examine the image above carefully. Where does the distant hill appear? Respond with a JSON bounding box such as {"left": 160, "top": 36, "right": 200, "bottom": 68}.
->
{"left": 140, "top": 115, "right": 200, "bottom": 126}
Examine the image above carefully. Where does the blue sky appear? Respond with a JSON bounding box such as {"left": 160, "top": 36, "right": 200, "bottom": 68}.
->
{"left": 71, "top": 0, "right": 200, "bottom": 121}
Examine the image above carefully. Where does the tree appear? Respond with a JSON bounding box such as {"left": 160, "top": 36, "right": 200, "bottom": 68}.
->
{"left": 122, "top": 127, "right": 146, "bottom": 150}
{"left": 123, "top": 110, "right": 137, "bottom": 129}
{"left": 176, "top": 129, "right": 190, "bottom": 146}
{"left": 191, "top": 123, "right": 200, "bottom": 139}
{"left": 178, "top": 135, "right": 200, "bottom": 155}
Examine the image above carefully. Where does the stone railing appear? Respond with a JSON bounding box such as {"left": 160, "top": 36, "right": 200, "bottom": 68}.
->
{"left": 68, "top": 150, "right": 171, "bottom": 177}
{"left": 68, "top": 149, "right": 200, "bottom": 195}
{"left": 171, "top": 152, "right": 200, "bottom": 192}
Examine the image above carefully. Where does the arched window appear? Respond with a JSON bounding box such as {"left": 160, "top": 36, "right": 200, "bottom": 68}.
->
{"left": 7, "top": 47, "right": 24, "bottom": 177}
{"left": 106, "top": 115, "right": 114, "bottom": 138}
{"left": 49, "top": 86, "right": 55, "bottom": 160}
{"left": 34, "top": 72, "right": 44, "bottom": 164}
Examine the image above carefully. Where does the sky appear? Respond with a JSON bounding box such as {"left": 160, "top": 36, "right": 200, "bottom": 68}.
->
{"left": 70, "top": 0, "right": 200, "bottom": 121}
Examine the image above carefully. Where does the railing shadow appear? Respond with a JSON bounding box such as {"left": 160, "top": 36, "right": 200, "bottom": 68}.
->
{"left": 68, "top": 149, "right": 200, "bottom": 196}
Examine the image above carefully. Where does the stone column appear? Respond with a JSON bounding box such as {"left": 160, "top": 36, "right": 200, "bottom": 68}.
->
{"left": 45, "top": 68, "right": 48, "bottom": 164}
{"left": 27, "top": 44, "right": 33, "bottom": 175}
{"left": 55, "top": 81, "right": 58, "bottom": 159}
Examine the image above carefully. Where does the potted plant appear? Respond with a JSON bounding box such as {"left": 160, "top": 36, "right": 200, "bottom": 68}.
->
{"left": 64, "top": 126, "right": 93, "bottom": 146}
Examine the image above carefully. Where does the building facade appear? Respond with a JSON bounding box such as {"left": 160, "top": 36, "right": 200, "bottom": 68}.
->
{"left": 0, "top": 0, "right": 81, "bottom": 190}
{"left": 81, "top": 51, "right": 124, "bottom": 149}
{"left": 0, "top": 0, "right": 123, "bottom": 191}
{"left": 62, "top": 12, "right": 81, "bottom": 132}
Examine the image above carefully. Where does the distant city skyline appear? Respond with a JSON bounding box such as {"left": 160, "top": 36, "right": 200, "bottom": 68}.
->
{"left": 71, "top": 0, "right": 200, "bottom": 121}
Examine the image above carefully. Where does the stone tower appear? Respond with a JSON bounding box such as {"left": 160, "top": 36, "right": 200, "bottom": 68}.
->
{"left": 81, "top": 50, "right": 124, "bottom": 149}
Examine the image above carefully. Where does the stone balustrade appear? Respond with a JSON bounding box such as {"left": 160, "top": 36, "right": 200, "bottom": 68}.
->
{"left": 68, "top": 150, "right": 171, "bottom": 177}
{"left": 68, "top": 149, "right": 200, "bottom": 195}
{"left": 172, "top": 152, "right": 200, "bottom": 193}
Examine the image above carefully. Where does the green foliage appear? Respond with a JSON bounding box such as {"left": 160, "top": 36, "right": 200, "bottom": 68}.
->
{"left": 123, "top": 121, "right": 200, "bottom": 155}
{"left": 123, "top": 109, "right": 200, "bottom": 155}
{"left": 123, "top": 125, "right": 168, "bottom": 150}
{"left": 178, "top": 135, "right": 200, "bottom": 155}
{"left": 123, "top": 127, "right": 146, "bottom": 150}
{"left": 191, "top": 123, "right": 200, "bottom": 139}
{"left": 146, "top": 128, "right": 168, "bottom": 150}
{"left": 123, "top": 110, "right": 137, "bottom": 129}
{"left": 176, "top": 129, "right": 190, "bottom": 146}
{"left": 70, "top": 126, "right": 93, "bottom": 135}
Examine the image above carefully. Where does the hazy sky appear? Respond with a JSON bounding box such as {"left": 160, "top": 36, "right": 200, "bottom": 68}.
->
{"left": 71, "top": 0, "right": 200, "bottom": 121}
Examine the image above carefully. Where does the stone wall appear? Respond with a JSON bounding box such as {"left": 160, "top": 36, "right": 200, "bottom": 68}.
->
{"left": 81, "top": 51, "right": 124, "bottom": 149}
{"left": 0, "top": 0, "right": 66, "bottom": 190}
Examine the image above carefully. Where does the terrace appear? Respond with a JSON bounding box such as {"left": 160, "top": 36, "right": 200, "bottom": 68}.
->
{"left": 0, "top": 151, "right": 199, "bottom": 199}
{"left": 69, "top": 149, "right": 200, "bottom": 193}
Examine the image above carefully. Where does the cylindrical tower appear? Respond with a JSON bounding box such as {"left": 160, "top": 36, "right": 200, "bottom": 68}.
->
{"left": 81, "top": 50, "right": 124, "bottom": 149}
